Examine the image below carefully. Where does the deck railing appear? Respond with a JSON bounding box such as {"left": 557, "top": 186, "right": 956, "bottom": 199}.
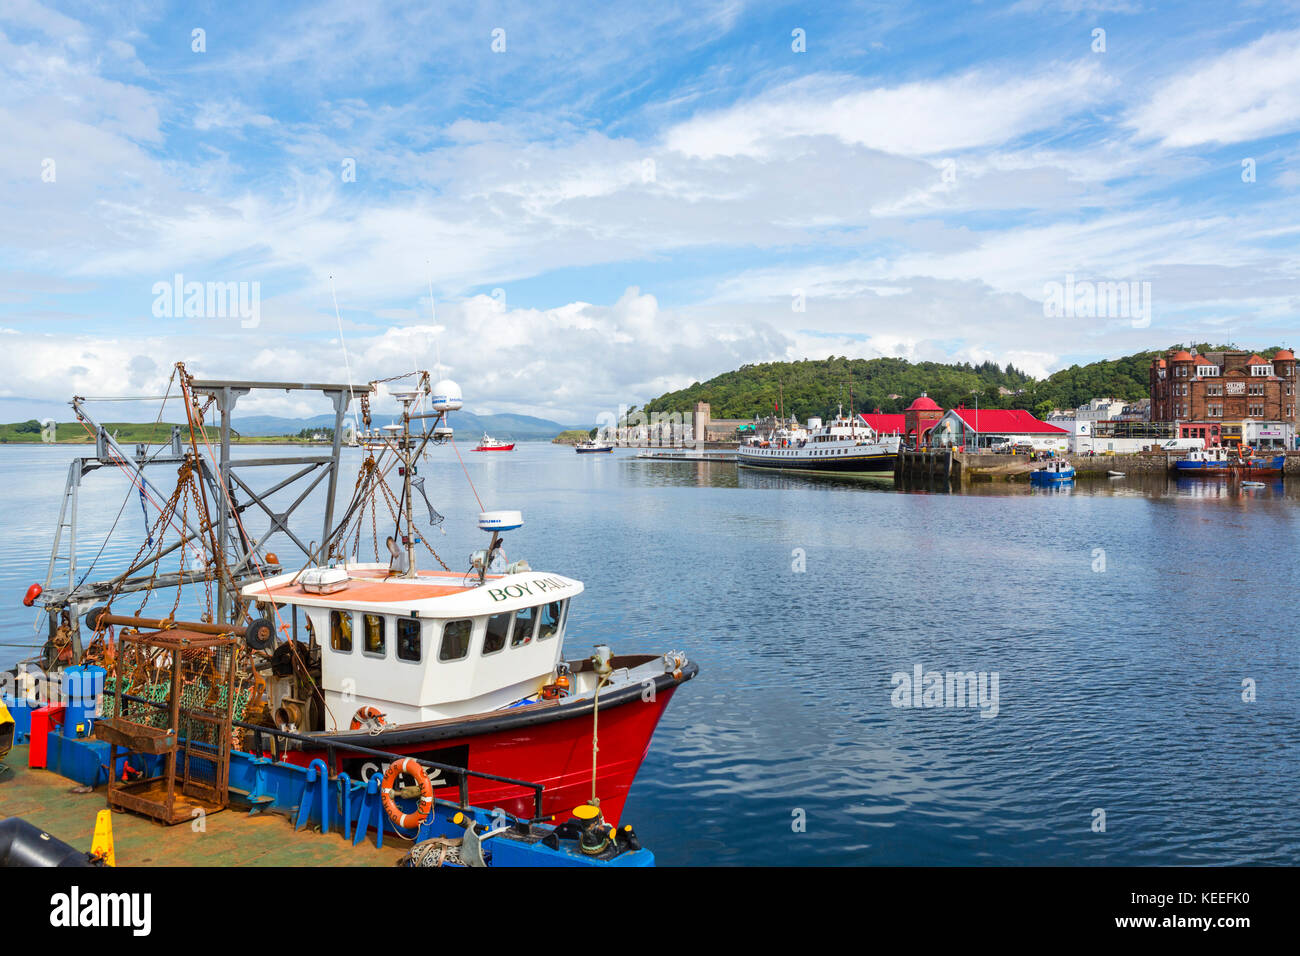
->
{"left": 120, "top": 691, "right": 547, "bottom": 821}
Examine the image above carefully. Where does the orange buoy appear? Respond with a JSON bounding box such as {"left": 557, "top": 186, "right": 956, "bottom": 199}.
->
{"left": 350, "top": 706, "right": 387, "bottom": 731}
{"left": 22, "top": 583, "right": 42, "bottom": 607}
{"left": 380, "top": 758, "right": 434, "bottom": 830}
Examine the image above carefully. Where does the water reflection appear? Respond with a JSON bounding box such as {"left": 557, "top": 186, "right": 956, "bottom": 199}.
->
{"left": 4, "top": 442, "right": 1298, "bottom": 865}
{"left": 624, "top": 456, "right": 1298, "bottom": 501}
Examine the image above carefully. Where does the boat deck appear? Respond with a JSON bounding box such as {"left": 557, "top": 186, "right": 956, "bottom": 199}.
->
{"left": 251, "top": 567, "right": 499, "bottom": 604}
{"left": 0, "top": 745, "right": 404, "bottom": 867}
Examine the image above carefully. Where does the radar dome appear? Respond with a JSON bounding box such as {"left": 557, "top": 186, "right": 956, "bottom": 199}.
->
{"left": 431, "top": 379, "right": 463, "bottom": 411}
{"left": 479, "top": 510, "right": 523, "bottom": 532}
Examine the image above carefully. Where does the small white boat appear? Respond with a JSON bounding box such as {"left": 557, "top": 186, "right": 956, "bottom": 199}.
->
{"left": 1242, "top": 481, "right": 1266, "bottom": 488}
{"left": 1107, "top": 470, "right": 1124, "bottom": 478}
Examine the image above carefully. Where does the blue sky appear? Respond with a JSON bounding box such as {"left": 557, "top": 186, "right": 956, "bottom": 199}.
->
{"left": 2, "top": 0, "right": 1299, "bottom": 423}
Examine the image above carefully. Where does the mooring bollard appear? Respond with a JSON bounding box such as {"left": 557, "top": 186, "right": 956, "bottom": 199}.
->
{"left": 295, "top": 758, "right": 330, "bottom": 834}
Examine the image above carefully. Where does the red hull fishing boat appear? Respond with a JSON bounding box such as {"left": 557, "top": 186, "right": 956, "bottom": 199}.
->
{"left": 473, "top": 433, "right": 515, "bottom": 451}
{"left": 239, "top": 377, "right": 694, "bottom": 825}
{"left": 15, "top": 366, "right": 695, "bottom": 836}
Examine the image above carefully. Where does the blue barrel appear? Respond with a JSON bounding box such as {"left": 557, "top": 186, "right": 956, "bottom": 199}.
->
{"left": 61, "top": 665, "right": 106, "bottom": 738}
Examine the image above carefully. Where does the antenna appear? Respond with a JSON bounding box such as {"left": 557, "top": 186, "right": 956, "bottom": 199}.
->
{"left": 329, "top": 274, "right": 362, "bottom": 436}
{"left": 427, "top": 263, "right": 443, "bottom": 382}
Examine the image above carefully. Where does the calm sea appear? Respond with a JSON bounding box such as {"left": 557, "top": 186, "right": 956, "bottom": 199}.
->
{"left": 2, "top": 442, "right": 1297, "bottom": 865}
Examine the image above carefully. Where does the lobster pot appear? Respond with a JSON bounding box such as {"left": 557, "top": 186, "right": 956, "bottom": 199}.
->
{"left": 93, "top": 628, "right": 241, "bottom": 825}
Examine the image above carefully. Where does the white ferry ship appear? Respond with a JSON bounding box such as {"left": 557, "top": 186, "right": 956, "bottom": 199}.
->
{"left": 736, "top": 410, "right": 901, "bottom": 475}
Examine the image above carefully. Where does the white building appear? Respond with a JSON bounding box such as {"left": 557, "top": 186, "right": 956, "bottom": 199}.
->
{"left": 1243, "top": 420, "right": 1294, "bottom": 449}
{"left": 1075, "top": 397, "right": 1125, "bottom": 422}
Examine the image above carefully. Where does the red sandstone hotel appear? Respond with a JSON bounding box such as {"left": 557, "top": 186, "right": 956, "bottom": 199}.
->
{"left": 1150, "top": 348, "right": 1296, "bottom": 447}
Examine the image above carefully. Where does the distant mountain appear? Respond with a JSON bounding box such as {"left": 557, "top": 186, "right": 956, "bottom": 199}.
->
{"left": 232, "top": 409, "right": 584, "bottom": 440}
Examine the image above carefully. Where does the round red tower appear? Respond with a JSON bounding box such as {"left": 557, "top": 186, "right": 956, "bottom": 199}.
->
{"left": 904, "top": 393, "right": 944, "bottom": 447}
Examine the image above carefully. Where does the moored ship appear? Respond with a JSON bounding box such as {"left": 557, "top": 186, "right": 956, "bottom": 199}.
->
{"left": 10, "top": 366, "right": 695, "bottom": 829}
{"left": 737, "top": 410, "right": 901, "bottom": 475}
{"left": 1174, "top": 446, "right": 1285, "bottom": 477}
{"left": 1030, "top": 459, "right": 1075, "bottom": 484}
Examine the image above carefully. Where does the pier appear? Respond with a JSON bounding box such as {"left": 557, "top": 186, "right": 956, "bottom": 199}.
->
{"left": 896, "top": 449, "right": 1299, "bottom": 488}
{"left": 633, "top": 448, "right": 736, "bottom": 461}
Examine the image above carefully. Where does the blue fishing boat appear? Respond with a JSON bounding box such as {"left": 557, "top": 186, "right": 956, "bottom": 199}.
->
{"left": 1174, "top": 447, "right": 1285, "bottom": 477}
{"left": 1030, "top": 460, "right": 1075, "bottom": 484}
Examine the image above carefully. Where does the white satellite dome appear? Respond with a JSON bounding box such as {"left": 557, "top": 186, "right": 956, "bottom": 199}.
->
{"left": 430, "top": 379, "right": 463, "bottom": 411}
{"left": 478, "top": 510, "right": 523, "bottom": 532}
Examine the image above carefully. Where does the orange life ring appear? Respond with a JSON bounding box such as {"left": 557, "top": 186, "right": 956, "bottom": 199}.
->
{"left": 380, "top": 758, "right": 434, "bottom": 830}
{"left": 350, "top": 706, "right": 387, "bottom": 731}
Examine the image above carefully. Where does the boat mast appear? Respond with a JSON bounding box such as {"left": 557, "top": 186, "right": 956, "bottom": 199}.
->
{"left": 400, "top": 393, "right": 418, "bottom": 577}
{"left": 373, "top": 376, "right": 442, "bottom": 579}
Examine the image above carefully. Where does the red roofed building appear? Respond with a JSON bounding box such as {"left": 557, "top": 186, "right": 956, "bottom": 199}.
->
{"left": 901, "top": 393, "right": 945, "bottom": 446}
{"left": 1149, "top": 348, "right": 1296, "bottom": 445}
{"left": 928, "top": 406, "right": 1069, "bottom": 451}
{"left": 857, "top": 411, "right": 906, "bottom": 435}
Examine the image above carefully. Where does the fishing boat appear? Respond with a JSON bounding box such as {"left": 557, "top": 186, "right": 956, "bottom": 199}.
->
{"left": 736, "top": 409, "right": 900, "bottom": 475}
{"left": 574, "top": 440, "right": 614, "bottom": 454}
{"left": 473, "top": 434, "right": 515, "bottom": 452}
{"left": 1173, "top": 446, "right": 1285, "bottom": 477}
{"left": 11, "top": 366, "right": 696, "bottom": 830}
{"left": 1029, "top": 460, "right": 1075, "bottom": 484}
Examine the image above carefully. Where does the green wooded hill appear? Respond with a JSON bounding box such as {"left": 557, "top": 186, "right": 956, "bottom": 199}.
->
{"left": 640, "top": 345, "right": 1276, "bottom": 421}
{"left": 643, "top": 357, "right": 1030, "bottom": 421}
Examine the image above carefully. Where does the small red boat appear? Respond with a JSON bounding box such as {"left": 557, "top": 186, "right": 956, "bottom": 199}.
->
{"left": 473, "top": 433, "right": 515, "bottom": 451}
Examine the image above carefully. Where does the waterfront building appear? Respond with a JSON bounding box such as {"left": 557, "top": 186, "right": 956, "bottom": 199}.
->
{"left": 1114, "top": 398, "right": 1151, "bottom": 422}
{"left": 692, "top": 401, "right": 753, "bottom": 442}
{"left": 927, "top": 408, "right": 1069, "bottom": 452}
{"left": 901, "top": 393, "right": 945, "bottom": 446}
{"left": 1149, "top": 348, "right": 1296, "bottom": 447}
{"left": 1076, "top": 397, "right": 1125, "bottom": 422}
{"left": 1075, "top": 419, "right": 1175, "bottom": 454}
{"left": 858, "top": 410, "right": 906, "bottom": 435}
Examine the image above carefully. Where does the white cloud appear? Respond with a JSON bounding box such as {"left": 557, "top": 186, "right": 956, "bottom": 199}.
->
{"left": 664, "top": 62, "right": 1110, "bottom": 159}
{"left": 1126, "top": 29, "right": 1300, "bottom": 147}
{"left": 2, "top": 5, "right": 1298, "bottom": 425}
{"left": 193, "top": 100, "right": 276, "bottom": 132}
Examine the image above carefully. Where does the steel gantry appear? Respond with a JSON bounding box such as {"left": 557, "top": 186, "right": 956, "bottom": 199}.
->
{"left": 33, "top": 379, "right": 360, "bottom": 663}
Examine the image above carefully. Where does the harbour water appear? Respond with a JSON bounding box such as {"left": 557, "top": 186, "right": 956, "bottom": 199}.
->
{"left": 2, "top": 443, "right": 1297, "bottom": 865}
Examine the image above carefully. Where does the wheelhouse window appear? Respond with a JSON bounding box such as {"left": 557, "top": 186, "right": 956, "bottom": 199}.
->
{"left": 511, "top": 606, "right": 536, "bottom": 646}
{"left": 483, "top": 612, "right": 512, "bottom": 656}
{"left": 438, "top": 619, "right": 473, "bottom": 662}
{"left": 397, "top": 618, "right": 422, "bottom": 662}
{"left": 537, "top": 600, "right": 566, "bottom": 641}
{"left": 330, "top": 610, "right": 353, "bottom": 653}
{"left": 362, "top": 613, "right": 386, "bottom": 657}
